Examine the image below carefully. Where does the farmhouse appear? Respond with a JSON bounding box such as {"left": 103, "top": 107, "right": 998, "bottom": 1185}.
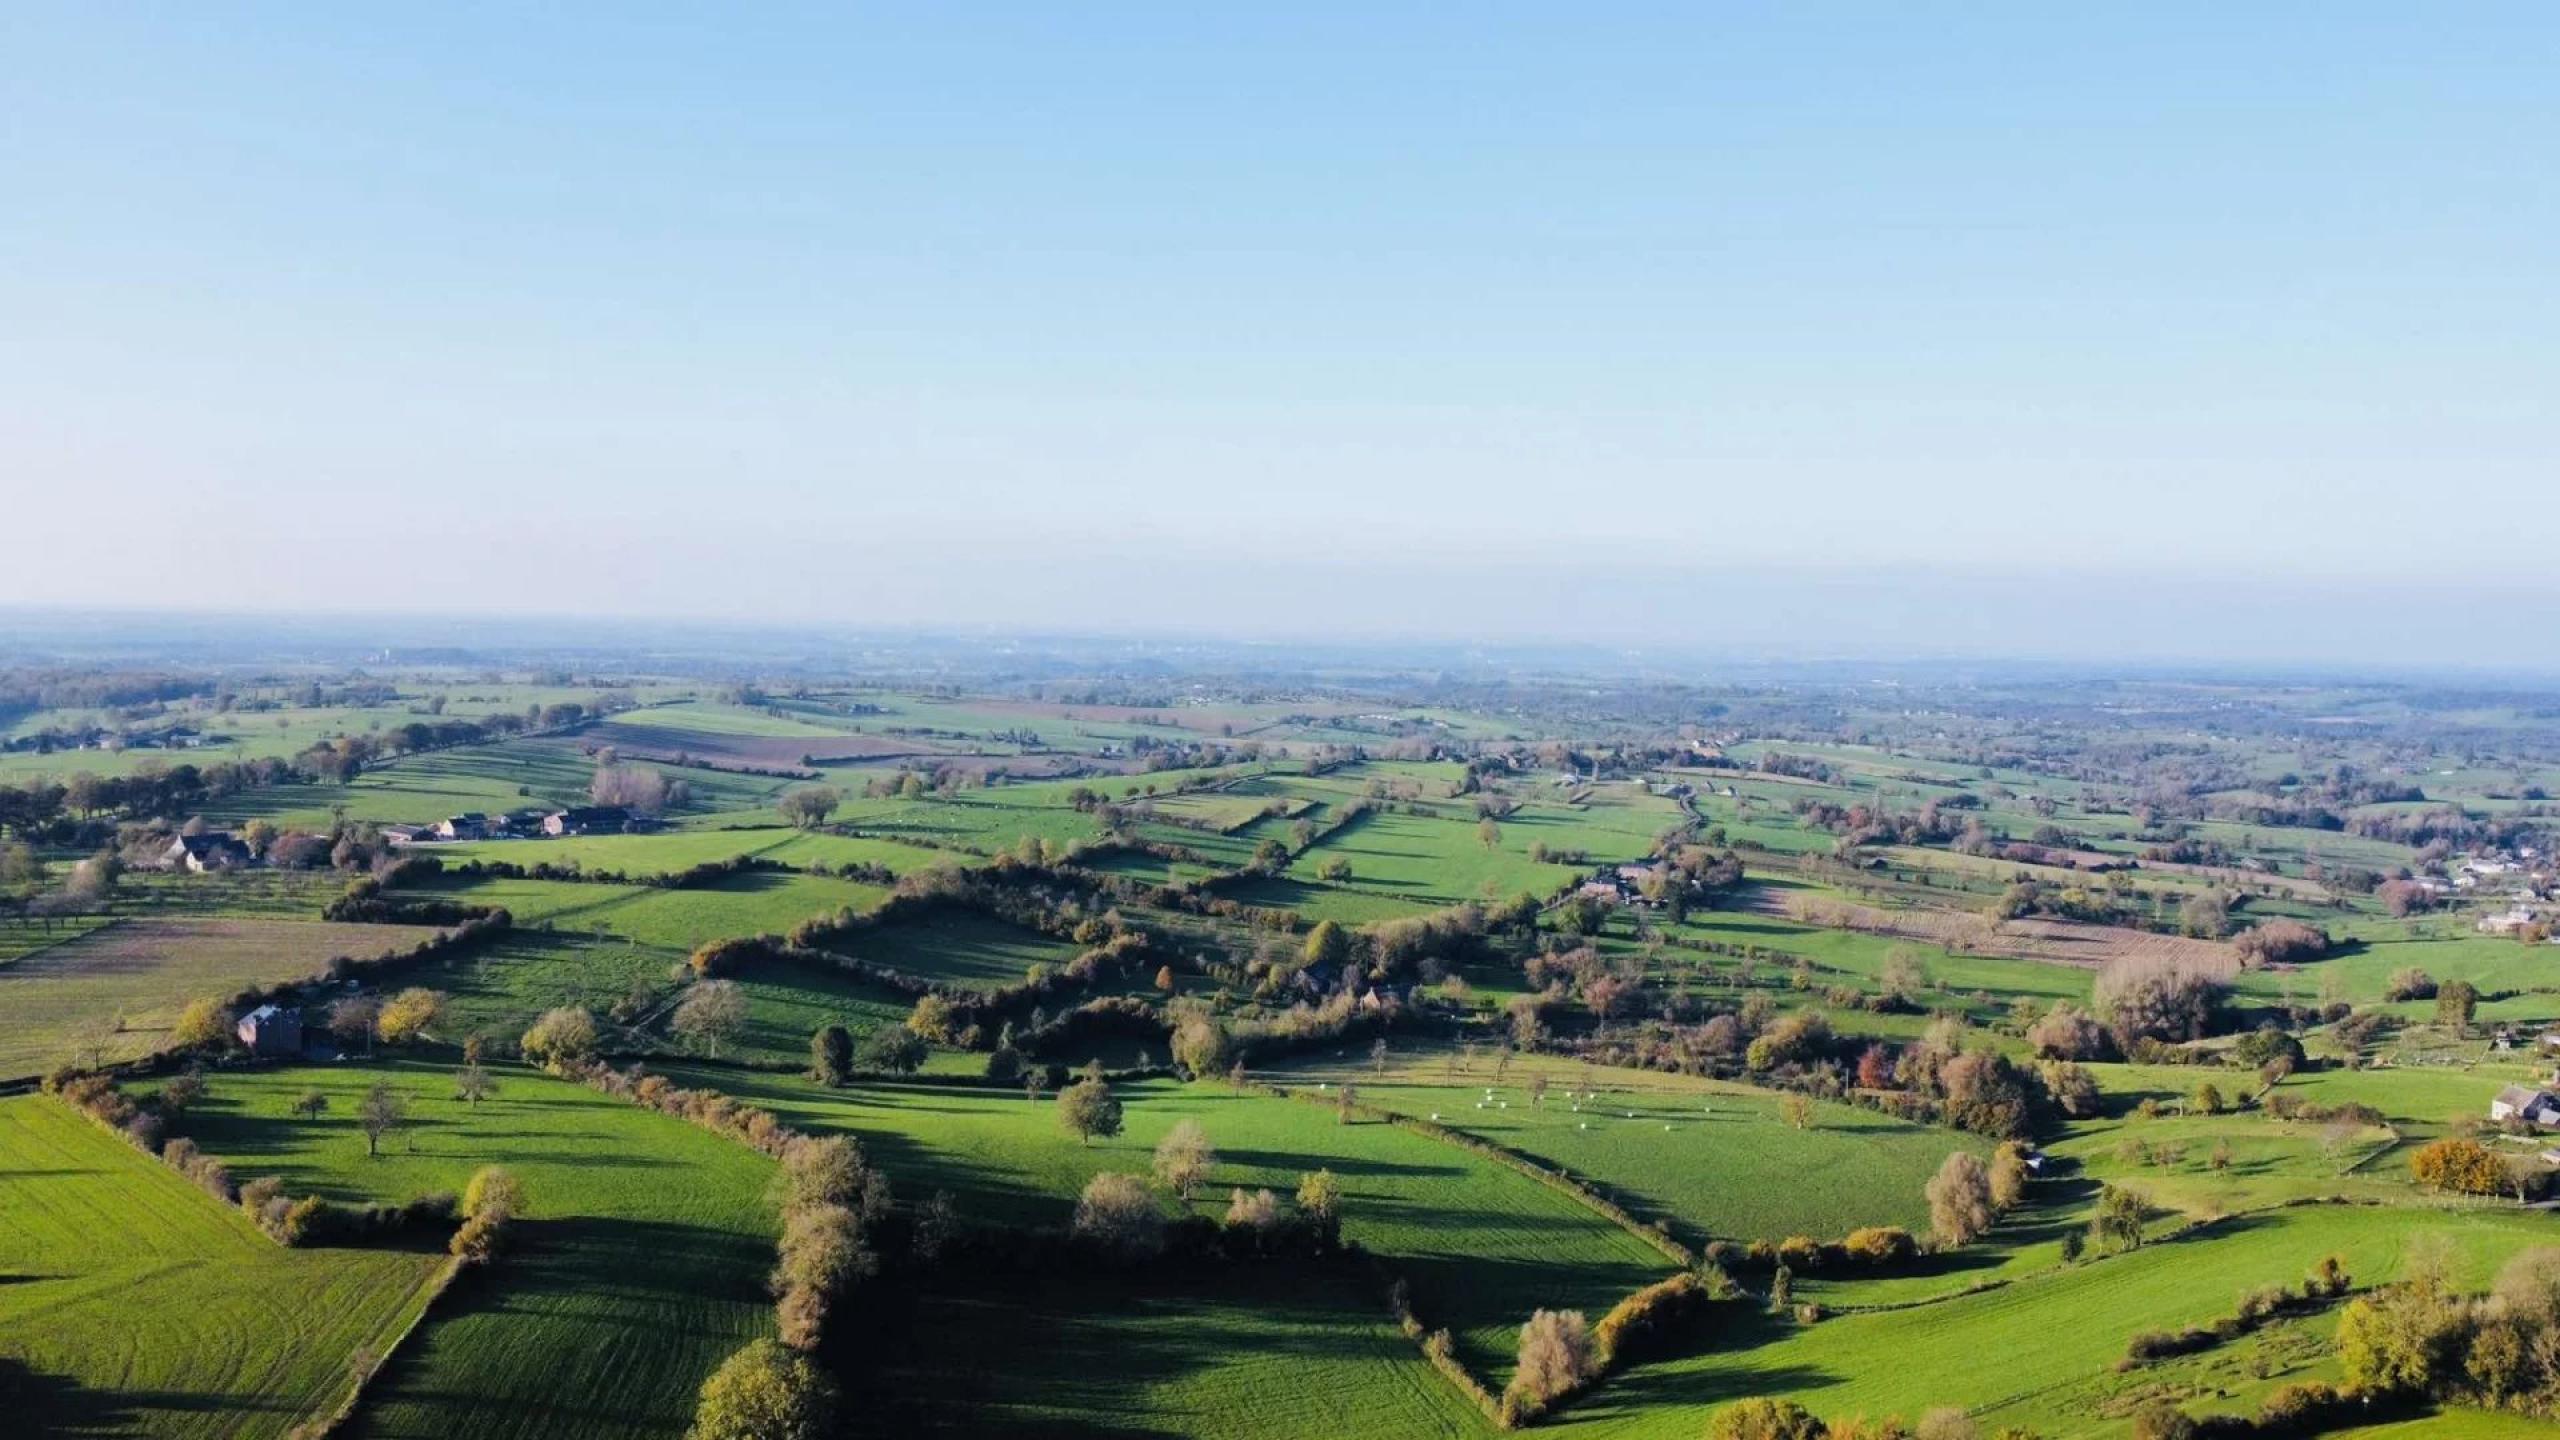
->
{"left": 543, "top": 805, "right": 631, "bottom": 837}
{"left": 235, "top": 1004, "right": 303, "bottom": 1057}
{"left": 2488, "top": 1085, "right": 2560, "bottom": 1129}
{"left": 434, "top": 813, "right": 490, "bottom": 840}
{"left": 162, "top": 831, "right": 253, "bottom": 873}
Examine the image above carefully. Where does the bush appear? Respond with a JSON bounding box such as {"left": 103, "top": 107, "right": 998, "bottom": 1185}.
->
{"left": 1072, "top": 1173, "right": 1164, "bottom": 1258}
{"left": 1707, "top": 1397, "right": 1830, "bottom": 1440}
{"left": 686, "top": 1339, "right": 837, "bottom": 1440}
{"left": 1592, "top": 1272, "right": 1709, "bottom": 1367}
{"left": 1504, "top": 1308, "right": 1595, "bottom": 1419}
{"left": 2409, "top": 1138, "right": 2503, "bottom": 1195}
{"left": 1841, "top": 1227, "right": 1917, "bottom": 1266}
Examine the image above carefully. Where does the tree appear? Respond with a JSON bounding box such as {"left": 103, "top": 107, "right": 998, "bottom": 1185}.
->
{"left": 1989, "top": 1144, "right": 2031, "bottom": 1211}
{"left": 1880, "top": 946, "right": 1930, "bottom": 1003}
{"left": 590, "top": 761, "right": 673, "bottom": 815}
{"left": 1171, "top": 1014, "right": 1229, "bottom": 1079}
{"left": 1151, "top": 1119, "right": 1215, "bottom": 1204}
{"left": 1369, "top": 1036, "right": 1389, "bottom": 1073}
{"left": 1072, "top": 1172, "right": 1163, "bottom": 1257}
{"left": 672, "top": 980, "right": 750, "bottom": 1059}
{"left": 2435, "top": 979, "right": 2479, "bottom": 1035}
{"left": 906, "top": 994, "right": 958, "bottom": 1044}
{"left": 1478, "top": 816, "right": 1503, "bottom": 851}
{"left": 775, "top": 786, "right": 842, "bottom": 830}
{"left": 358, "top": 1082, "right": 407, "bottom": 1158}
{"left": 158, "top": 1069, "right": 207, "bottom": 1118}
{"left": 2409, "top": 1137, "right": 2503, "bottom": 1195}
{"left": 1507, "top": 1308, "right": 1595, "bottom": 1415}
{"left": 292, "top": 1089, "right": 330, "bottom": 1121}
{"left": 1780, "top": 1093, "right": 1814, "bottom": 1131}
{"left": 856, "top": 1025, "right": 927, "bottom": 1074}
{"left": 375, "top": 987, "right": 446, "bottom": 1047}
{"left": 1926, "top": 1151, "right": 1994, "bottom": 1247}
{"left": 172, "top": 998, "right": 235, "bottom": 1052}
{"left": 328, "top": 995, "right": 380, "bottom": 1056}
{"left": 1303, "top": 920, "right": 1349, "bottom": 971}
{"left": 810, "top": 1025, "right": 853, "bottom": 1087}
{"left": 1057, "top": 1075, "right": 1123, "bottom": 1145}
{"left": 1296, "top": 1168, "right": 1342, "bottom": 1231}
{"left": 520, "top": 1006, "right": 599, "bottom": 1071}
{"left": 454, "top": 1061, "right": 497, "bottom": 1107}
{"left": 2090, "top": 1183, "right": 2149, "bottom": 1252}
{"left": 685, "top": 1339, "right": 838, "bottom": 1440}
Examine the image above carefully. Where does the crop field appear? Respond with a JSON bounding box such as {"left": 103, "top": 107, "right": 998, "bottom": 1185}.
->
{"left": 861, "top": 1264, "right": 1494, "bottom": 1439}
{"left": 1270, "top": 1053, "right": 1979, "bottom": 1245}
{"left": 817, "top": 906, "right": 1084, "bottom": 990}
{"left": 0, "top": 916, "right": 442, "bottom": 1079}
{"left": 665, "top": 1069, "right": 1674, "bottom": 1382}
{"left": 171, "top": 1061, "right": 777, "bottom": 1440}
{"left": 0, "top": 1096, "right": 449, "bottom": 1440}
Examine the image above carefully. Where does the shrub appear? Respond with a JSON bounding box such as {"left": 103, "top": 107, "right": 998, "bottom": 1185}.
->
{"left": 1842, "top": 1227, "right": 1917, "bottom": 1266}
{"left": 1504, "top": 1308, "right": 1595, "bottom": 1419}
{"left": 685, "top": 1339, "right": 837, "bottom": 1440}
{"left": 1707, "top": 1397, "right": 1830, "bottom": 1440}
{"left": 1926, "top": 1152, "right": 1994, "bottom": 1248}
{"left": 1072, "top": 1173, "right": 1164, "bottom": 1258}
{"left": 1592, "top": 1272, "right": 1709, "bottom": 1367}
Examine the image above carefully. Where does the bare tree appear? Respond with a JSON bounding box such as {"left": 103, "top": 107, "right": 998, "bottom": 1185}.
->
{"left": 673, "top": 980, "right": 750, "bottom": 1058}
{"left": 358, "top": 1082, "right": 407, "bottom": 1158}
{"left": 1151, "top": 1120, "right": 1215, "bottom": 1205}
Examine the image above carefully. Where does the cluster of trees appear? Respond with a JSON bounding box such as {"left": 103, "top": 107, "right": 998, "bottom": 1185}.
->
{"left": 2329, "top": 1244, "right": 2560, "bottom": 1421}
{"left": 1922, "top": 1145, "right": 2033, "bottom": 1248}
{"left": 1066, "top": 1156, "right": 1344, "bottom": 1263}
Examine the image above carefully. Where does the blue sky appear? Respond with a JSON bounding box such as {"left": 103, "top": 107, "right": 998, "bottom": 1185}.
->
{"left": 2, "top": 5, "right": 2553, "bottom": 661}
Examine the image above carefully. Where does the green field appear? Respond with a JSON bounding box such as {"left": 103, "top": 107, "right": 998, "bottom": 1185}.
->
{"left": 663, "top": 1068, "right": 1674, "bottom": 1383}
{"left": 1273, "top": 1052, "right": 1980, "bottom": 1246}
{"left": 0, "top": 1096, "right": 449, "bottom": 1440}
{"left": 169, "top": 1060, "right": 777, "bottom": 1440}
{"left": 819, "top": 906, "right": 1084, "bottom": 991}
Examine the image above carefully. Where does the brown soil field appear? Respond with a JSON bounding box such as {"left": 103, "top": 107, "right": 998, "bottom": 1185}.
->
{"left": 1757, "top": 886, "right": 2237, "bottom": 973}
{"left": 0, "top": 916, "right": 442, "bottom": 1079}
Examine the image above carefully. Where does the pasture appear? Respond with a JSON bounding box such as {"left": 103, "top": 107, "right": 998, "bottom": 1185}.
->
{"left": 0, "top": 1096, "right": 448, "bottom": 1440}
{"left": 170, "top": 1060, "right": 778, "bottom": 1440}
{"left": 663, "top": 1068, "right": 1675, "bottom": 1383}
{"left": 1271, "top": 1052, "right": 1979, "bottom": 1245}
{"left": 861, "top": 1264, "right": 1494, "bottom": 1439}
{"left": 0, "top": 916, "right": 442, "bottom": 1080}
{"left": 816, "top": 906, "right": 1083, "bottom": 991}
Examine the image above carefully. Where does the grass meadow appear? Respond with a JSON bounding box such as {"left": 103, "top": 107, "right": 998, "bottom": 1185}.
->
{"left": 170, "top": 1060, "right": 777, "bottom": 1440}
{"left": 0, "top": 1096, "right": 449, "bottom": 1440}
{"left": 660, "top": 1068, "right": 1675, "bottom": 1384}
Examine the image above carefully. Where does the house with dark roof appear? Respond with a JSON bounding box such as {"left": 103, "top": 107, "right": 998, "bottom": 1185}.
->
{"left": 162, "top": 831, "right": 253, "bottom": 873}
{"left": 2489, "top": 1084, "right": 2560, "bottom": 1129}
{"left": 236, "top": 1004, "right": 303, "bottom": 1057}
{"left": 434, "top": 813, "right": 489, "bottom": 840}
{"left": 543, "top": 805, "right": 631, "bottom": 837}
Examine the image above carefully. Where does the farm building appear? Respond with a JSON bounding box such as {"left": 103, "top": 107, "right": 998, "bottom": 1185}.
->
{"left": 2489, "top": 1085, "right": 2560, "bottom": 1129}
{"left": 543, "top": 805, "right": 631, "bottom": 836}
{"left": 162, "top": 831, "right": 253, "bottom": 873}
{"left": 434, "top": 813, "right": 490, "bottom": 840}
{"left": 380, "top": 823, "right": 431, "bottom": 844}
{"left": 235, "top": 1004, "right": 304, "bottom": 1057}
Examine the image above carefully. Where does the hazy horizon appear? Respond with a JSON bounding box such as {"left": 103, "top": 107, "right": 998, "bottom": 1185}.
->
{"left": 5, "top": 5, "right": 2554, "bottom": 667}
